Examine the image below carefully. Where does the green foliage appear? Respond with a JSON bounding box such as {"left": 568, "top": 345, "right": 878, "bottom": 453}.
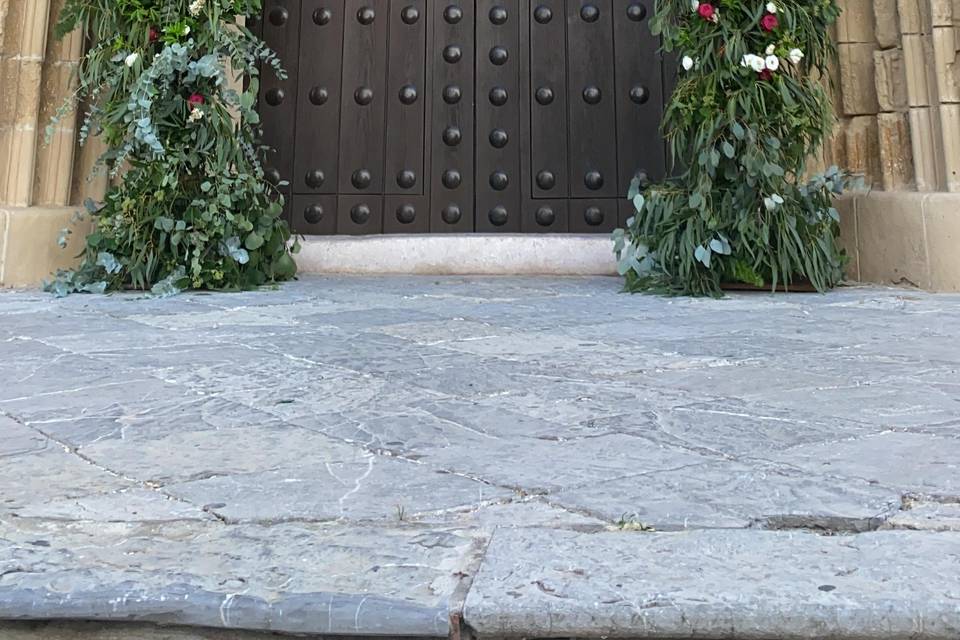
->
{"left": 47, "top": 0, "right": 296, "bottom": 297}
{"left": 615, "top": 0, "right": 859, "bottom": 296}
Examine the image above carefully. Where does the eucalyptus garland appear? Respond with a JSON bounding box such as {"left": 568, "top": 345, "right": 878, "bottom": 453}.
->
{"left": 48, "top": 0, "right": 297, "bottom": 296}
{"left": 614, "top": 0, "right": 857, "bottom": 296}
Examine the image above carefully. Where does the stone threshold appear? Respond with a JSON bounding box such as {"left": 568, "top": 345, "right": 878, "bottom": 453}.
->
{"left": 296, "top": 234, "right": 618, "bottom": 276}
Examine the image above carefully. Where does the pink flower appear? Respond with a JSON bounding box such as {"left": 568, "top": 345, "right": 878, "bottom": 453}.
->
{"left": 149, "top": 27, "right": 159, "bottom": 42}
{"left": 187, "top": 94, "right": 205, "bottom": 107}
{"left": 760, "top": 13, "right": 778, "bottom": 31}
{"left": 697, "top": 2, "right": 716, "bottom": 21}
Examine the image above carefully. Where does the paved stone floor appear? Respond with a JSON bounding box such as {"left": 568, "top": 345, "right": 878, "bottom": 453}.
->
{"left": 1, "top": 276, "right": 959, "bottom": 639}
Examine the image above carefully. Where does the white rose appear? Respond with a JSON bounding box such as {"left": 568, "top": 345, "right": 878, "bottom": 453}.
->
{"left": 124, "top": 52, "right": 140, "bottom": 67}
{"left": 740, "top": 54, "right": 752, "bottom": 68}
{"left": 749, "top": 55, "right": 766, "bottom": 72}
{"left": 765, "top": 55, "right": 780, "bottom": 71}
{"left": 766, "top": 44, "right": 776, "bottom": 55}
{"left": 788, "top": 48, "right": 804, "bottom": 64}
{"left": 766, "top": 2, "right": 777, "bottom": 12}
{"left": 682, "top": 55, "right": 694, "bottom": 71}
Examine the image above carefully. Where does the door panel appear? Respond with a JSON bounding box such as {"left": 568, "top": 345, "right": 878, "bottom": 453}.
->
{"left": 474, "top": 0, "right": 522, "bottom": 232}
{"left": 337, "top": 0, "right": 389, "bottom": 195}
{"left": 566, "top": 0, "right": 619, "bottom": 200}
{"left": 429, "top": 2, "right": 475, "bottom": 233}
{"left": 294, "top": 0, "right": 344, "bottom": 196}
{"left": 383, "top": 0, "right": 428, "bottom": 197}
{"left": 261, "top": 0, "right": 667, "bottom": 235}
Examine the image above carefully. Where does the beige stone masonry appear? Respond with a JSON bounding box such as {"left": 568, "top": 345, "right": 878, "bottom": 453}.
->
{"left": 877, "top": 111, "right": 916, "bottom": 189}
{"left": 0, "top": 206, "right": 90, "bottom": 287}
{"left": 840, "top": 191, "right": 960, "bottom": 291}
{"left": 875, "top": 0, "right": 903, "bottom": 48}
{"left": 874, "top": 48, "right": 909, "bottom": 111}
{"left": 0, "top": 0, "right": 52, "bottom": 207}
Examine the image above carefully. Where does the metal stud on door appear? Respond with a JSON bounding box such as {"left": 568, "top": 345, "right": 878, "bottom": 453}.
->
{"left": 475, "top": 1, "right": 521, "bottom": 232}
{"left": 430, "top": 3, "right": 475, "bottom": 232}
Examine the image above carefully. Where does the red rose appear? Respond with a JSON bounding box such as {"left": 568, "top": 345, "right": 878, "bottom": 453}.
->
{"left": 758, "top": 69, "right": 773, "bottom": 81}
{"left": 187, "top": 94, "right": 205, "bottom": 107}
{"left": 760, "top": 13, "right": 778, "bottom": 31}
{"left": 149, "top": 27, "right": 159, "bottom": 42}
{"left": 697, "top": 2, "right": 715, "bottom": 20}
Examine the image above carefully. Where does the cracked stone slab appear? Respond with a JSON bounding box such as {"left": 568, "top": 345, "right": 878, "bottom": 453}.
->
{"left": 463, "top": 527, "right": 960, "bottom": 639}
{"left": 770, "top": 432, "right": 960, "bottom": 495}
{"left": 548, "top": 460, "right": 901, "bottom": 530}
{"left": 0, "top": 518, "right": 480, "bottom": 637}
{"left": 164, "top": 455, "right": 513, "bottom": 523}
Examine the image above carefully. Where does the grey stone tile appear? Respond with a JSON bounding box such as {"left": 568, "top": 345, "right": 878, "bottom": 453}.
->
{"left": 79, "top": 424, "right": 361, "bottom": 484}
{"left": 0, "top": 519, "right": 478, "bottom": 636}
{"left": 463, "top": 528, "right": 960, "bottom": 639}
{"left": 770, "top": 432, "right": 960, "bottom": 495}
{"left": 549, "top": 461, "right": 900, "bottom": 530}
{"left": 164, "top": 456, "right": 512, "bottom": 522}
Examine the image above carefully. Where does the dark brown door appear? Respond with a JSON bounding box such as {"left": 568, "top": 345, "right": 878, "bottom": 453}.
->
{"left": 255, "top": 0, "right": 668, "bottom": 235}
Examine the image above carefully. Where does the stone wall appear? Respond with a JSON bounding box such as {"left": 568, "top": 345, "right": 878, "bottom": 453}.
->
{"left": 830, "top": 0, "right": 960, "bottom": 191}
{"left": 0, "top": 0, "right": 98, "bottom": 287}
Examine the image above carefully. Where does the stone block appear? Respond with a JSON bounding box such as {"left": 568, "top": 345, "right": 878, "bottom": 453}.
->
{"left": 929, "top": 0, "right": 954, "bottom": 25}
{"left": 839, "top": 43, "right": 880, "bottom": 114}
{"left": 902, "top": 34, "right": 933, "bottom": 105}
{"left": 837, "top": 0, "right": 877, "bottom": 42}
{"left": 855, "top": 191, "right": 931, "bottom": 287}
{"left": 897, "top": 0, "right": 931, "bottom": 33}
{"left": 874, "top": 0, "right": 902, "bottom": 48}
{"left": 834, "top": 194, "right": 860, "bottom": 281}
{"left": 0, "top": 206, "right": 91, "bottom": 288}
{"left": 877, "top": 111, "right": 916, "bottom": 189}
{"left": 844, "top": 115, "right": 882, "bottom": 186}
{"left": 931, "top": 25, "right": 960, "bottom": 102}
{"left": 923, "top": 193, "right": 960, "bottom": 290}
{"left": 909, "top": 106, "right": 946, "bottom": 190}
{"left": 940, "top": 103, "right": 960, "bottom": 191}
{"left": 874, "top": 48, "right": 909, "bottom": 111}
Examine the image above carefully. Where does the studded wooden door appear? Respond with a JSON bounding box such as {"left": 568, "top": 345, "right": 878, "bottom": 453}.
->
{"left": 254, "top": 0, "right": 669, "bottom": 234}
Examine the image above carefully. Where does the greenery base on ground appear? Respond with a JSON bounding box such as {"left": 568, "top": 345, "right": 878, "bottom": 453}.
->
{"left": 47, "top": 0, "right": 296, "bottom": 297}
{"left": 615, "top": 0, "right": 859, "bottom": 296}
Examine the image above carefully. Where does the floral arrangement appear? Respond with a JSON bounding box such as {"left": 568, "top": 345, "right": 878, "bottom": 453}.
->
{"left": 614, "top": 0, "right": 856, "bottom": 296}
{"left": 47, "top": 0, "right": 297, "bottom": 296}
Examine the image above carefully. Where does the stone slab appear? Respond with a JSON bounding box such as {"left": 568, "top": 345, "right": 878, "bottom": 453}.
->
{"left": 0, "top": 518, "right": 479, "bottom": 637}
{"left": 464, "top": 528, "right": 960, "bottom": 639}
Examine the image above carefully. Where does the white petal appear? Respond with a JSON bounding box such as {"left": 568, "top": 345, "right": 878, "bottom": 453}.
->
{"left": 766, "top": 2, "right": 777, "bottom": 13}
{"left": 124, "top": 52, "right": 139, "bottom": 67}
{"left": 682, "top": 55, "right": 694, "bottom": 70}
{"left": 766, "top": 44, "right": 776, "bottom": 55}
{"left": 765, "top": 55, "right": 780, "bottom": 71}
{"left": 750, "top": 56, "right": 765, "bottom": 72}
{"left": 691, "top": 0, "right": 700, "bottom": 11}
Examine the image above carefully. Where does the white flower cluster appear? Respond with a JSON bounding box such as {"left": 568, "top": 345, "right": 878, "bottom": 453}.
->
{"left": 188, "top": 108, "right": 205, "bottom": 123}
{"left": 740, "top": 47, "right": 804, "bottom": 72}
{"left": 188, "top": 0, "right": 206, "bottom": 17}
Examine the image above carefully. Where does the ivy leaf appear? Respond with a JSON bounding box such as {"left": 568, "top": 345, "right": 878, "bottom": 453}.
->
{"left": 245, "top": 232, "right": 265, "bottom": 251}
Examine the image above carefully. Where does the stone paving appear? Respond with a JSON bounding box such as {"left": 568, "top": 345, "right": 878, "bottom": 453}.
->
{"left": 1, "top": 276, "right": 959, "bottom": 639}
